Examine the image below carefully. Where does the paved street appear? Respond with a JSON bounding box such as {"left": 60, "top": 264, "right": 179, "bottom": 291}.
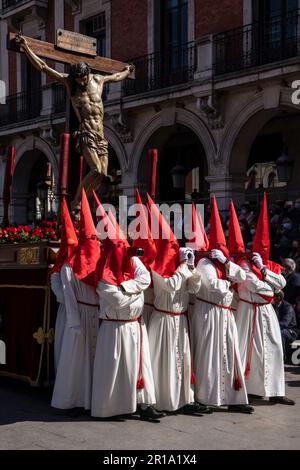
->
{"left": 0, "top": 366, "right": 300, "bottom": 450}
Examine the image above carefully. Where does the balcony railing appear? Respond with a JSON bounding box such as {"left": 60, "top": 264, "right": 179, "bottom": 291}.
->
{"left": 123, "top": 42, "right": 197, "bottom": 97}
{"left": 214, "top": 9, "right": 300, "bottom": 76}
{"left": 0, "top": 90, "right": 42, "bottom": 126}
{"left": 1, "top": 0, "right": 47, "bottom": 13}
{"left": 51, "top": 82, "right": 67, "bottom": 114}
{"left": 0, "top": 83, "right": 67, "bottom": 127}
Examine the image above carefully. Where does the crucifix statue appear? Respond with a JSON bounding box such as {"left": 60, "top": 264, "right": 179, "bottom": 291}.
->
{"left": 11, "top": 30, "right": 134, "bottom": 209}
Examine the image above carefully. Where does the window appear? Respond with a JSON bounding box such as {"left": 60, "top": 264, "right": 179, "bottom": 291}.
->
{"left": 161, "top": 0, "right": 188, "bottom": 71}
{"left": 80, "top": 13, "right": 106, "bottom": 57}
{"left": 253, "top": 0, "right": 298, "bottom": 62}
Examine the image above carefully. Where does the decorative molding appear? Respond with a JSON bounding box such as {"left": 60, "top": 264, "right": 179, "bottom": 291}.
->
{"left": 39, "top": 126, "right": 58, "bottom": 148}
{"left": 197, "top": 93, "right": 224, "bottom": 129}
{"left": 69, "top": 0, "right": 82, "bottom": 15}
{"left": 110, "top": 112, "right": 133, "bottom": 143}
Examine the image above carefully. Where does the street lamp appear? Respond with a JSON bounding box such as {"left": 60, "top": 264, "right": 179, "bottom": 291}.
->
{"left": 171, "top": 164, "right": 186, "bottom": 189}
{"left": 276, "top": 148, "right": 294, "bottom": 183}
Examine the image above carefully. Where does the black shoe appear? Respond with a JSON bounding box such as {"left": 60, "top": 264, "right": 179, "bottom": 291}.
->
{"left": 139, "top": 406, "right": 164, "bottom": 421}
{"left": 248, "top": 394, "right": 263, "bottom": 399}
{"left": 194, "top": 402, "right": 213, "bottom": 414}
{"left": 269, "top": 396, "right": 295, "bottom": 405}
{"left": 228, "top": 404, "right": 254, "bottom": 414}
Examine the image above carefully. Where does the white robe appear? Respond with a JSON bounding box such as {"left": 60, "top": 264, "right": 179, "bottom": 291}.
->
{"left": 236, "top": 261, "right": 286, "bottom": 397}
{"left": 50, "top": 272, "right": 66, "bottom": 373}
{"left": 51, "top": 263, "right": 99, "bottom": 409}
{"left": 91, "top": 257, "right": 156, "bottom": 418}
{"left": 192, "top": 258, "right": 248, "bottom": 406}
{"left": 143, "top": 286, "right": 154, "bottom": 328}
{"left": 148, "top": 264, "right": 201, "bottom": 411}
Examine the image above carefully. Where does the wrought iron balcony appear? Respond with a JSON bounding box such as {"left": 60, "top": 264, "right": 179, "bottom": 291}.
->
{"left": 0, "top": 89, "right": 42, "bottom": 126}
{"left": 123, "top": 42, "right": 197, "bottom": 97}
{"left": 1, "top": 0, "right": 48, "bottom": 16}
{"left": 214, "top": 9, "right": 300, "bottom": 76}
{"left": 51, "top": 82, "right": 67, "bottom": 115}
{"left": 0, "top": 83, "right": 67, "bottom": 127}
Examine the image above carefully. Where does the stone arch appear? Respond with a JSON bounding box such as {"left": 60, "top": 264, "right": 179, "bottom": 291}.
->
{"left": 129, "top": 107, "right": 216, "bottom": 183}
{"left": 220, "top": 87, "right": 300, "bottom": 175}
{"left": 103, "top": 125, "right": 128, "bottom": 173}
{"left": 11, "top": 137, "right": 58, "bottom": 224}
{"left": 13, "top": 136, "right": 59, "bottom": 192}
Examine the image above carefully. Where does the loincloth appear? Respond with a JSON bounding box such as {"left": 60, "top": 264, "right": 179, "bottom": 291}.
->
{"left": 74, "top": 130, "right": 108, "bottom": 158}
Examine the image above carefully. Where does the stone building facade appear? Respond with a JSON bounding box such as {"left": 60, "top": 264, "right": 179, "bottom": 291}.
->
{"left": 1, "top": 0, "right": 300, "bottom": 224}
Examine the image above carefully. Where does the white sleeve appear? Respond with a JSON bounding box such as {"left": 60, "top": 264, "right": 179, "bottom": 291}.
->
{"left": 239, "top": 261, "right": 275, "bottom": 296}
{"left": 50, "top": 272, "right": 64, "bottom": 304}
{"left": 97, "top": 281, "right": 142, "bottom": 309}
{"left": 264, "top": 269, "right": 286, "bottom": 291}
{"left": 120, "top": 257, "right": 151, "bottom": 294}
{"left": 60, "top": 264, "right": 81, "bottom": 328}
{"left": 226, "top": 261, "right": 247, "bottom": 283}
{"left": 187, "top": 268, "right": 201, "bottom": 294}
{"left": 197, "top": 258, "right": 231, "bottom": 295}
{"left": 151, "top": 263, "right": 191, "bottom": 293}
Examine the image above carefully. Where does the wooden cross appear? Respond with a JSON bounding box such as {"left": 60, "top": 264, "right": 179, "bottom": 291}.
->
{"left": 8, "top": 29, "right": 134, "bottom": 77}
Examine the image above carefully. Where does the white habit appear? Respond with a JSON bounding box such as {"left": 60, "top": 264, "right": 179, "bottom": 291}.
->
{"left": 91, "top": 257, "right": 156, "bottom": 418}
{"left": 236, "top": 261, "right": 286, "bottom": 397}
{"left": 148, "top": 264, "right": 201, "bottom": 411}
{"left": 51, "top": 263, "right": 99, "bottom": 409}
{"left": 192, "top": 258, "right": 248, "bottom": 406}
{"left": 50, "top": 272, "right": 66, "bottom": 373}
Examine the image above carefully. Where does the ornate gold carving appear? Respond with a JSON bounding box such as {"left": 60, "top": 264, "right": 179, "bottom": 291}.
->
{"left": 18, "top": 247, "right": 40, "bottom": 265}
{"left": 33, "top": 327, "right": 54, "bottom": 345}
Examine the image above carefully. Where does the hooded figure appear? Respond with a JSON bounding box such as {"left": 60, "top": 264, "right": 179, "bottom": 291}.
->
{"left": 132, "top": 189, "right": 158, "bottom": 327}
{"left": 236, "top": 194, "right": 294, "bottom": 405}
{"left": 191, "top": 196, "right": 252, "bottom": 413}
{"left": 50, "top": 197, "right": 78, "bottom": 372}
{"left": 146, "top": 195, "right": 205, "bottom": 414}
{"left": 51, "top": 189, "right": 100, "bottom": 411}
{"left": 91, "top": 198, "right": 161, "bottom": 420}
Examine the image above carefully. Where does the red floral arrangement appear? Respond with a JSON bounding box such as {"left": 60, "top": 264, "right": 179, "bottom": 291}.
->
{"left": 0, "top": 221, "right": 58, "bottom": 244}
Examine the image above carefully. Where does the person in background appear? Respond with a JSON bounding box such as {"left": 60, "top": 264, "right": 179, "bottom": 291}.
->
{"left": 281, "top": 258, "right": 300, "bottom": 306}
{"left": 272, "top": 291, "right": 299, "bottom": 361}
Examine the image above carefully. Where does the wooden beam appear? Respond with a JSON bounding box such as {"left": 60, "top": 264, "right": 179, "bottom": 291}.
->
{"left": 8, "top": 33, "right": 135, "bottom": 78}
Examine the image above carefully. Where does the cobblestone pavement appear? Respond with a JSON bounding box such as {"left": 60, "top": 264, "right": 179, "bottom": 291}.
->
{"left": 0, "top": 366, "right": 299, "bottom": 450}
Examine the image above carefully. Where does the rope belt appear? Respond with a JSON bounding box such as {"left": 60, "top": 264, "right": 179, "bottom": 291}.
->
{"left": 154, "top": 307, "right": 188, "bottom": 316}
{"left": 239, "top": 297, "right": 273, "bottom": 380}
{"left": 77, "top": 300, "right": 99, "bottom": 308}
{"left": 154, "top": 307, "right": 196, "bottom": 385}
{"left": 102, "top": 316, "right": 144, "bottom": 390}
{"left": 144, "top": 302, "right": 154, "bottom": 308}
{"left": 196, "top": 297, "right": 236, "bottom": 311}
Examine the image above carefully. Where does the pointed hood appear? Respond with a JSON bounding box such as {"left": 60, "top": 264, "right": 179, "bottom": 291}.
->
{"left": 72, "top": 189, "right": 100, "bottom": 286}
{"left": 252, "top": 192, "right": 270, "bottom": 264}
{"left": 93, "top": 191, "right": 117, "bottom": 241}
{"left": 51, "top": 197, "right": 78, "bottom": 274}
{"left": 147, "top": 193, "right": 179, "bottom": 277}
{"left": 187, "top": 202, "right": 209, "bottom": 251}
{"left": 209, "top": 196, "right": 229, "bottom": 258}
{"left": 132, "top": 189, "right": 157, "bottom": 268}
{"left": 228, "top": 200, "right": 245, "bottom": 256}
{"left": 95, "top": 202, "right": 134, "bottom": 286}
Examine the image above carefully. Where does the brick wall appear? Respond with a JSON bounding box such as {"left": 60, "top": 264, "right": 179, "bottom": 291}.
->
{"left": 111, "top": 0, "right": 148, "bottom": 61}
{"left": 195, "top": 0, "right": 243, "bottom": 37}
{"left": 46, "top": 0, "right": 55, "bottom": 83}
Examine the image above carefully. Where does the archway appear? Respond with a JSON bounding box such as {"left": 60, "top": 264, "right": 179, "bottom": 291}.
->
{"left": 12, "top": 149, "right": 55, "bottom": 224}
{"left": 136, "top": 123, "right": 208, "bottom": 203}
